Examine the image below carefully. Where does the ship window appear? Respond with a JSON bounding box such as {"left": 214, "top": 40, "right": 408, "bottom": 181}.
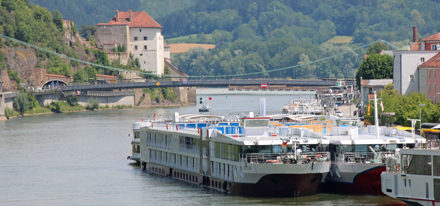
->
{"left": 435, "top": 179, "right": 440, "bottom": 200}
{"left": 404, "top": 154, "right": 432, "bottom": 175}
{"left": 434, "top": 156, "right": 440, "bottom": 176}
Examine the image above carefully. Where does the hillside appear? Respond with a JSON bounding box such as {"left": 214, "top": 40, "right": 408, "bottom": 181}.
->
{"left": 0, "top": 0, "right": 107, "bottom": 91}
{"left": 26, "top": 0, "right": 440, "bottom": 79}
{"left": 29, "top": 0, "right": 195, "bottom": 27}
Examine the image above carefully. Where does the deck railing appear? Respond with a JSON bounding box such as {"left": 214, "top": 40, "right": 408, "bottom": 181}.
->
{"left": 333, "top": 151, "right": 395, "bottom": 164}
{"left": 241, "top": 152, "right": 330, "bottom": 165}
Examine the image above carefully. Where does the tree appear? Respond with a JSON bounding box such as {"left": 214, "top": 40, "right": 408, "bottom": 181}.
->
{"left": 13, "top": 92, "right": 30, "bottom": 115}
{"left": 86, "top": 98, "right": 99, "bottom": 111}
{"left": 356, "top": 54, "right": 393, "bottom": 88}
{"left": 366, "top": 42, "right": 388, "bottom": 55}
{"left": 80, "top": 25, "right": 97, "bottom": 40}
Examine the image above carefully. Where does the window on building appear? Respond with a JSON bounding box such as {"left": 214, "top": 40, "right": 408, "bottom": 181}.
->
{"left": 144, "top": 36, "right": 147, "bottom": 40}
{"left": 134, "top": 36, "right": 138, "bottom": 41}
{"left": 144, "top": 45, "right": 147, "bottom": 50}
{"left": 430, "top": 70, "right": 432, "bottom": 78}
{"left": 430, "top": 84, "right": 432, "bottom": 91}
{"left": 410, "top": 75, "right": 414, "bottom": 82}
{"left": 139, "top": 29, "right": 142, "bottom": 32}
{"left": 140, "top": 53, "right": 143, "bottom": 56}
{"left": 421, "top": 57, "right": 425, "bottom": 63}
{"left": 432, "top": 44, "right": 439, "bottom": 50}
{"left": 435, "top": 84, "right": 437, "bottom": 91}
{"left": 134, "top": 45, "right": 138, "bottom": 50}
{"left": 435, "top": 70, "right": 437, "bottom": 77}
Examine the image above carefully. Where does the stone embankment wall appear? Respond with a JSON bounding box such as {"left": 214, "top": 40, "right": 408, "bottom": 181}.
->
{"left": 135, "top": 87, "right": 196, "bottom": 107}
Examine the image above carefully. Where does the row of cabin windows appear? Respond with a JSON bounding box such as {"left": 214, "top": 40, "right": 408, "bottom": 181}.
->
{"left": 402, "top": 154, "right": 440, "bottom": 176}
{"left": 212, "top": 161, "right": 232, "bottom": 180}
{"left": 147, "top": 132, "right": 171, "bottom": 148}
{"left": 149, "top": 150, "right": 198, "bottom": 172}
{"left": 214, "top": 142, "right": 240, "bottom": 161}
{"left": 148, "top": 149, "right": 234, "bottom": 180}
{"left": 134, "top": 36, "right": 148, "bottom": 41}
{"left": 134, "top": 45, "right": 148, "bottom": 51}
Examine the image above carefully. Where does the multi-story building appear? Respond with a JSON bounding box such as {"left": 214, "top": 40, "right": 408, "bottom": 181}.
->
{"left": 418, "top": 53, "right": 440, "bottom": 103}
{"left": 393, "top": 50, "right": 438, "bottom": 95}
{"left": 410, "top": 26, "right": 440, "bottom": 51}
{"left": 393, "top": 28, "right": 440, "bottom": 102}
{"left": 96, "top": 10, "right": 165, "bottom": 75}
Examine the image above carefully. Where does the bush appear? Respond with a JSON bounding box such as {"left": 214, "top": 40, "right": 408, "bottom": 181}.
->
{"left": 86, "top": 98, "right": 99, "bottom": 110}
{"left": 66, "top": 96, "right": 78, "bottom": 106}
{"left": 5, "top": 107, "right": 19, "bottom": 119}
{"left": 8, "top": 70, "right": 20, "bottom": 83}
{"left": 13, "top": 92, "right": 30, "bottom": 115}
{"left": 49, "top": 101, "right": 62, "bottom": 113}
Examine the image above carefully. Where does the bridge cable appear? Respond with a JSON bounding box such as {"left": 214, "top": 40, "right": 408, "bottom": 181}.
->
{"left": 0, "top": 33, "right": 397, "bottom": 79}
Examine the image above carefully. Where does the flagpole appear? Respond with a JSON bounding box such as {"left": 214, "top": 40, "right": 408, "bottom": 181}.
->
{"left": 374, "top": 91, "right": 380, "bottom": 139}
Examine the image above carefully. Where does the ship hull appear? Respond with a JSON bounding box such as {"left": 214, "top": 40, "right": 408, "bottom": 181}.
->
{"left": 324, "top": 163, "right": 385, "bottom": 195}
{"left": 231, "top": 173, "right": 323, "bottom": 197}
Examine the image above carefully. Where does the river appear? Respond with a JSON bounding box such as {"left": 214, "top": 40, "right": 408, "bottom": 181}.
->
{"left": 0, "top": 91, "right": 405, "bottom": 206}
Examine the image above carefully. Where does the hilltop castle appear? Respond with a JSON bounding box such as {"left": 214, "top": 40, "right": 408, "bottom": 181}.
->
{"left": 95, "top": 10, "right": 170, "bottom": 75}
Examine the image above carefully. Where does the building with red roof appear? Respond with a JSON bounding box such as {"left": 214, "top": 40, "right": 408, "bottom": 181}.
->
{"left": 96, "top": 10, "right": 165, "bottom": 75}
{"left": 418, "top": 53, "right": 440, "bottom": 102}
{"left": 410, "top": 27, "right": 440, "bottom": 51}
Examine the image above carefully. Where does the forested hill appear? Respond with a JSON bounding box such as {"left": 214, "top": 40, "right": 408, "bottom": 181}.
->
{"left": 28, "top": 0, "right": 195, "bottom": 27}
{"left": 28, "top": 0, "right": 440, "bottom": 79}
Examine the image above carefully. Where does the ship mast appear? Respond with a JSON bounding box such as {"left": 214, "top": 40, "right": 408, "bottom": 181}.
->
{"left": 374, "top": 91, "right": 380, "bottom": 139}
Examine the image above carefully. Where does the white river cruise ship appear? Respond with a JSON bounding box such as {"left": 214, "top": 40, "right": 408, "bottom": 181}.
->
{"left": 134, "top": 113, "right": 331, "bottom": 197}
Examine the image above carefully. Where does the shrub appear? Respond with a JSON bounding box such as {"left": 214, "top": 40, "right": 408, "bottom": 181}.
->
{"left": 13, "top": 92, "right": 30, "bottom": 115}
{"left": 86, "top": 98, "right": 99, "bottom": 110}
{"left": 49, "top": 101, "right": 62, "bottom": 113}
{"left": 5, "top": 107, "right": 19, "bottom": 119}
{"left": 66, "top": 96, "right": 78, "bottom": 106}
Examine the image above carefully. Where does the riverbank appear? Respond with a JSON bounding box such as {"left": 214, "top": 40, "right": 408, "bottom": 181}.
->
{"left": 0, "top": 101, "right": 197, "bottom": 121}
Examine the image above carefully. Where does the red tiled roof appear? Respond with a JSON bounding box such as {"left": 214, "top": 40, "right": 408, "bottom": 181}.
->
{"left": 97, "top": 10, "right": 162, "bottom": 28}
{"left": 420, "top": 32, "right": 440, "bottom": 41}
{"left": 419, "top": 52, "right": 440, "bottom": 68}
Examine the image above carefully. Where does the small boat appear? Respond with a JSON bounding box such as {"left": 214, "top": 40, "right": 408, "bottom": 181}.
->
{"left": 199, "top": 105, "right": 210, "bottom": 112}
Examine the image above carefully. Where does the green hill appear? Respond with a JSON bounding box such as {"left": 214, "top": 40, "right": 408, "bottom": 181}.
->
{"left": 26, "top": 0, "right": 440, "bottom": 79}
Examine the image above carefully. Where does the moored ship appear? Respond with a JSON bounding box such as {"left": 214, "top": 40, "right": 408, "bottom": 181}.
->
{"left": 127, "top": 120, "right": 151, "bottom": 164}
{"left": 324, "top": 125, "right": 425, "bottom": 195}
{"left": 134, "top": 113, "right": 331, "bottom": 197}
{"left": 381, "top": 144, "right": 440, "bottom": 205}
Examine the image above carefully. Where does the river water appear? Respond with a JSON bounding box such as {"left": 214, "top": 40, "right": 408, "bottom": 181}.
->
{"left": 0, "top": 91, "right": 405, "bottom": 206}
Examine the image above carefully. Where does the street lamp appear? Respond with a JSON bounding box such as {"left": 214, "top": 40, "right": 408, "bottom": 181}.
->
{"left": 419, "top": 103, "right": 426, "bottom": 133}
